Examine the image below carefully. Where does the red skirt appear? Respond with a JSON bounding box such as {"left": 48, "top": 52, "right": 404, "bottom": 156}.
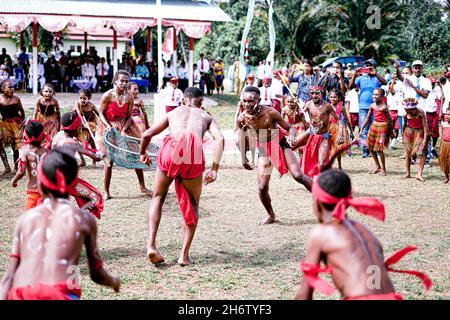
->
{"left": 300, "top": 132, "right": 330, "bottom": 178}
{"left": 426, "top": 112, "right": 439, "bottom": 139}
{"left": 367, "top": 121, "right": 390, "bottom": 152}
{"left": 439, "top": 140, "right": 450, "bottom": 174}
{"left": 8, "top": 282, "right": 82, "bottom": 300}
{"left": 343, "top": 293, "right": 403, "bottom": 300}
{"left": 403, "top": 127, "right": 425, "bottom": 155}
{"left": 389, "top": 110, "right": 399, "bottom": 130}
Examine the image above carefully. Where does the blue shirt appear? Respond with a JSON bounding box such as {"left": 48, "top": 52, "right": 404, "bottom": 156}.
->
{"left": 355, "top": 75, "right": 381, "bottom": 110}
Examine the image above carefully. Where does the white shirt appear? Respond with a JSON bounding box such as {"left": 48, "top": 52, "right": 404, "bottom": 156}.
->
{"left": 162, "top": 86, "right": 183, "bottom": 107}
{"left": 81, "top": 63, "right": 96, "bottom": 78}
{"left": 177, "top": 66, "right": 188, "bottom": 80}
{"left": 164, "top": 66, "right": 176, "bottom": 78}
{"left": 403, "top": 75, "right": 432, "bottom": 111}
{"left": 424, "top": 87, "right": 439, "bottom": 113}
{"left": 259, "top": 86, "right": 273, "bottom": 106}
{"left": 197, "top": 58, "right": 210, "bottom": 73}
{"left": 263, "top": 64, "right": 272, "bottom": 78}
{"left": 443, "top": 82, "right": 450, "bottom": 113}
{"left": 96, "top": 63, "right": 110, "bottom": 77}
{"left": 193, "top": 69, "right": 201, "bottom": 83}
{"left": 346, "top": 89, "right": 359, "bottom": 113}
{"left": 257, "top": 64, "right": 265, "bottom": 80}
{"left": 270, "top": 78, "right": 284, "bottom": 102}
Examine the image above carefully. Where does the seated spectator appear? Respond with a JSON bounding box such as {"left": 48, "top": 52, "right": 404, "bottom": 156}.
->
{"left": 44, "top": 56, "right": 62, "bottom": 91}
{"left": 13, "top": 58, "right": 26, "bottom": 90}
{"left": 96, "top": 57, "right": 110, "bottom": 92}
{"left": 81, "top": 57, "right": 97, "bottom": 90}
{"left": 136, "top": 58, "right": 149, "bottom": 79}
{"left": 177, "top": 60, "right": 189, "bottom": 92}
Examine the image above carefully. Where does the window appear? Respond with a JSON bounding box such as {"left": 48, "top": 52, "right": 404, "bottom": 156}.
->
{"left": 70, "top": 45, "right": 75, "bottom": 52}
{"left": 76, "top": 46, "right": 82, "bottom": 53}
{"left": 106, "top": 47, "right": 111, "bottom": 61}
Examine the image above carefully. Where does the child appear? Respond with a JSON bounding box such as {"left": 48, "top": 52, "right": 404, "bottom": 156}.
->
{"left": 402, "top": 98, "right": 428, "bottom": 181}
{"left": 0, "top": 149, "right": 120, "bottom": 300}
{"left": 11, "top": 121, "right": 49, "bottom": 210}
{"left": 328, "top": 89, "right": 354, "bottom": 170}
{"left": 75, "top": 89, "right": 99, "bottom": 167}
{"left": 294, "top": 169, "right": 432, "bottom": 300}
{"left": 0, "top": 80, "right": 26, "bottom": 173}
{"left": 282, "top": 95, "right": 307, "bottom": 156}
{"left": 360, "top": 88, "right": 393, "bottom": 176}
{"left": 33, "top": 83, "right": 61, "bottom": 140}
{"left": 52, "top": 110, "right": 105, "bottom": 219}
{"left": 161, "top": 77, "right": 184, "bottom": 113}
{"left": 439, "top": 106, "right": 450, "bottom": 183}
{"left": 128, "top": 81, "right": 150, "bottom": 137}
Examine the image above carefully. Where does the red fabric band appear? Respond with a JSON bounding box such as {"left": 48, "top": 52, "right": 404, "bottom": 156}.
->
{"left": 301, "top": 261, "right": 336, "bottom": 296}
{"left": 311, "top": 178, "right": 385, "bottom": 222}
{"left": 61, "top": 114, "right": 82, "bottom": 131}
{"left": 37, "top": 155, "right": 77, "bottom": 194}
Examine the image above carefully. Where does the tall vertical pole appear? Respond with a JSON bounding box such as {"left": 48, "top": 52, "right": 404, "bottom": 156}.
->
{"left": 172, "top": 27, "right": 177, "bottom": 70}
{"left": 188, "top": 37, "right": 194, "bottom": 87}
{"left": 20, "top": 31, "right": 24, "bottom": 49}
{"left": 84, "top": 32, "right": 88, "bottom": 53}
{"left": 146, "top": 28, "right": 152, "bottom": 61}
{"left": 113, "top": 29, "right": 118, "bottom": 75}
{"left": 157, "top": 0, "right": 163, "bottom": 91}
{"left": 32, "top": 21, "right": 38, "bottom": 95}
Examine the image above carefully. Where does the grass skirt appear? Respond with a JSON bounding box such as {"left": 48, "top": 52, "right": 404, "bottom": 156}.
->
{"left": 367, "top": 121, "right": 390, "bottom": 152}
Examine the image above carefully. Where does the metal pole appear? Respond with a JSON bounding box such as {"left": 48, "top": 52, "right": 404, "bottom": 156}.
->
{"left": 157, "top": 0, "right": 163, "bottom": 90}
{"left": 32, "top": 21, "right": 38, "bottom": 95}
{"left": 113, "top": 29, "right": 118, "bottom": 74}
{"left": 188, "top": 37, "right": 194, "bottom": 87}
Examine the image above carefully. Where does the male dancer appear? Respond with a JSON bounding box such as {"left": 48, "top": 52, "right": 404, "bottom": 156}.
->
{"left": 0, "top": 150, "right": 120, "bottom": 300}
{"left": 236, "top": 86, "right": 312, "bottom": 225}
{"left": 11, "top": 121, "right": 49, "bottom": 210}
{"left": 295, "top": 169, "right": 432, "bottom": 300}
{"left": 140, "top": 87, "right": 224, "bottom": 266}
{"left": 293, "top": 86, "right": 340, "bottom": 178}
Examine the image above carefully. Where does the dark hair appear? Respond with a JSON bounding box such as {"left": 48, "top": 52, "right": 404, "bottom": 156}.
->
{"left": 78, "top": 88, "right": 92, "bottom": 98}
{"left": 184, "top": 87, "right": 203, "bottom": 99}
{"left": 113, "top": 70, "right": 130, "bottom": 83}
{"left": 127, "top": 81, "right": 138, "bottom": 90}
{"left": 243, "top": 86, "right": 261, "bottom": 96}
{"left": 439, "top": 77, "right": 447, "bottom": 84}
{"left": 333, "top": 61, "right": 343, "bottom": 68}
{"left": 40, "top": 83, "right": 55, "bottom": 96}
{"left": 374, "top": 88, "right": 385, "bottom": 96}
{"left": 61, "top": 110, "right": 79, "bottom": 130}
{"left": 41, "top": 149, "right": 78, "bottom": 198}
{"left": 318, "top": 169, "right": 351, "bottom": 211}
{"left": 25, "top": 121, "right": 44, "bottom": 146}
{"left": 329, "top": 89, "right": 343, "bottom": 100}
{"left": 303, "top": 59, "right": 313, "bottom": 67}
{"left": 1, "top": 79, "right": 12, "bottom": 92}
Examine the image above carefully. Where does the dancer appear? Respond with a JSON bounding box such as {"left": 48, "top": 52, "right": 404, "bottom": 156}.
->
{"left": 328, "top": 89, "right": 353, "bottom": 170}
{"left": 360, "top": 88, "right": 393, "bottom": 176}
{"left": 75, "top": 89, "right": 99, "bottom": 167}
{"left": 402, "top": 98, "right": 428, "bottom": 181}
{"left": 0, "top": 80, "right": 25, "bottom": 173}
{"left": 294, "top": 169, "right": 432, "bottom": 300}
{"left": 0, "top": 149, "right": 120, "bottom": 300}
{"left": 140, "top": 87, "right": 224, "bottom": 266}
{"left": 52, "top": 110, "right": 105, "bottom": 219}
{"left": 236, "top": 86, "right": 312, "bottom": 225}
{"left": 439, "top": 106, "right": 450, "bottom": 183}
{"left": 11, "top": 121, "right": 49, "bottom": 210}
{"left": 33, "top": 83, "right": 61, "bottom": 140}
{"left": 128, "top": 81, "right": 150, "bottom": 137}
{"left": 97, "top": 70, "right": 151, "bottom": 199}
{"left": 294, "top": 86, "right": 340, "bottom": 179}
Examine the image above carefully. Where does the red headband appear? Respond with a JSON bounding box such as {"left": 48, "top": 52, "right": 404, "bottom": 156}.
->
{"left": 37, "top": 155, "right": 77, "bottom": 194}
{"left": 309, "top": 86, "right": 324, "bottom": 92}
{"left": 61, "top": 115, "right": 82, "bottom": 131}
{"left": 24, "top": 128, "right": 45, "bottom": 144}
{"left": 311, "top": 178, "right": 385, "bottom": 222}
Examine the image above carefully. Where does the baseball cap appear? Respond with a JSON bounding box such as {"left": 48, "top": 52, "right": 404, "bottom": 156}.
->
{"left": 428, "top": 76, "right": 436, "bottom": 84}
{"left": 365, "top": 59, "right": 377, "bottom": 67}
{"left": 412, "top": 60, "right": 424, "bottom": 67}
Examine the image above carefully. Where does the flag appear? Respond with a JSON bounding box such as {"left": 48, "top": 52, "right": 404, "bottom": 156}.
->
{"left": 130, "top": 36, "right": 136, "bottom": 59}
{"left": 162, "top": 28, "right": 174, "bottom": 61}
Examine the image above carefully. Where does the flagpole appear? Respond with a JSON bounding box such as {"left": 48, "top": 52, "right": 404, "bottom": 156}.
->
{"left": 157, "top": 0, "right": 163, "bottom": 90}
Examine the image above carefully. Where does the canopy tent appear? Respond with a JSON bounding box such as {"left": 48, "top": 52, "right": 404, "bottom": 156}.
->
{"left": 0, "top": 0, "right": 232, "bottom": 94}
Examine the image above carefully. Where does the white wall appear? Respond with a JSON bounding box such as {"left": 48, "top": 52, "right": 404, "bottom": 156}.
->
{"left": 0, "top": 38, "right": 22, "bottom": 61}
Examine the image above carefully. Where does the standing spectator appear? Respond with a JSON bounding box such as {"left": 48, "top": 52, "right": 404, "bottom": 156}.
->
{"left": 257, "top": 60, "right": 265, "bottom": 87}
{"left": 213, "top": 58, "right": 225, "bottom": 94}
{"left": 81, "top": 57, "right": 97, "bottom": 90}
{"left": 18, "top": 47, "right": 29, "bottom": 66}
{"left": 206, "top": 64, "right": 215, "bottom": 96}
{"left": 13, "top": 58, "right": 26, "bottom": 90}
{"left": 177, "top": 60, "right": 189, "bottom": 92}
{"left": 386, "top": 72, "right": 404, "bottom": 149}
{"left": 263, "top": 61, "right": 273, "bottom": 79}
{"left": 197, "top": 53, "right": 210, "bottom": 94}
{"left": 192, "top": 63, "right": 201, "bottom": 88}
{"left": 4, "top": 57, "right": 13, "bottom": 77}
{"left": 44, "top": 56, "right": 62, "bottom": 91}
{"left": 345, "top": 86, "right": 360, "bottom": 135}
{"left": 163, "top": 60, "right": 176, "bottom": 88}
{"left": 319, "top": 61, "right": 348, "bottom": 99}
{"left": 442, "top": 73, "right": 450, "bottom": 113}
{"left": 161, "top": 77, "right": 183, "bottom": 113}
{"left": 96, "top": 57, "right": 110, "bottom": 92}
{"left": 148, "top": 59, "right": 158, "bottom": 92}
{"left": 289, "top": 59, "right": 321, "bottom": 106}
{"left": 349, "top": 59, "right": 387, "bottom": 158}
{"left": 385, "top": 68, "right": 392, "bottom": 83}
{"left": 344, "top": 63, "right": 354, "bottom": 79}
{"left": 28, "top": 57, "right": 46, "bottom": 92}
{"left": 0, "top": 48, "right": 12, "bottom": 66}
{"left": 424, "top": 78, "right": 444, "bottom": 165}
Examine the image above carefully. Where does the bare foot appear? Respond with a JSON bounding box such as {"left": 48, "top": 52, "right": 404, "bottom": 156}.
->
{"left": 79, "top": 161, "right": 86, "bottom": 168}
{"left": 147, "top": 249, "right": 165, "bottom": 265}
{"left": 140, "top": 188, "right": 153, "bottom": 197}
{"left": 242, "top": 162, "right": 253, "bottom": 170}
{"left": 259, "top": 215, "right": 276, "bottom": 225}
{"left": 369, "top": 168, "right": 380, "bottom": 174}
{"left": 402, "top": 174, "right": 411, "bottom": 179}
{"left": 444, "top": 178, "right": 449, "bottom": 184}
{"left": 379, "top": 170, "right": 386, "bottom": 176}
{"left": 415, "top": 174, "right": 425, "bottom": 182}
{"left": 1, "top": 168, "right": 11, "bottom": 176}
{"left": 178, "top": 257, "right": 194, "bottom": 267}
{"left": 104, "top": 193, "right": 112, "bottom": 201}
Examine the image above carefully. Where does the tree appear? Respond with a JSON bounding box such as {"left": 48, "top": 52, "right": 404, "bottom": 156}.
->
{"left": 10, "top": 24, "right": 56, "bottom": 54}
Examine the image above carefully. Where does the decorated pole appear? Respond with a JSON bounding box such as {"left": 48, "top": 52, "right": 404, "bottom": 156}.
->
{"left": 173, "top": 27, "right": 178, "bottom": 70}
{"left": 244, "top": 39, "right": 249, "bottom": 63}
{"left": 146, "top": 28, "right": 152, "bottom": 61}
{"left": 32, "top": 20, "right": 38, "bottom": 95}
{"left": 188, "top": 37, "right": 194, "bottom": 87}
{"left": 112, "top": 29, "right": 118, "bottom": 75}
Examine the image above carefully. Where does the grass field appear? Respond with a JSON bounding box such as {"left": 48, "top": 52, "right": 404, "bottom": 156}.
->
{"left": 0, "top": 94, "right": 448, "bottom": 300}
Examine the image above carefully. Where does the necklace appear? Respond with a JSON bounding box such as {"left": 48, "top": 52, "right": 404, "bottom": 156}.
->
{"left": 113, "top": 89, "right": 127, "bottom": 108}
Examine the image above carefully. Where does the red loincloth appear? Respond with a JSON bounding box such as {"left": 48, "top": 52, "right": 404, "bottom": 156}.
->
{"left": 157, "top": 132, "right": 205, "bottom": 226}
{"left": 300, "top": 132, "right": 330, "bottom": 178}
{"left": 8, "top": 282, "right": 82, "bottom": 300}
{"left": 256, "top": 131, "right": 289, "bottom": 176}
{"left": 166, "top": 106, "right": 177, "bottom": 113}
{"left": 343, "top": 293, "right": 403, "bottom": 300}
